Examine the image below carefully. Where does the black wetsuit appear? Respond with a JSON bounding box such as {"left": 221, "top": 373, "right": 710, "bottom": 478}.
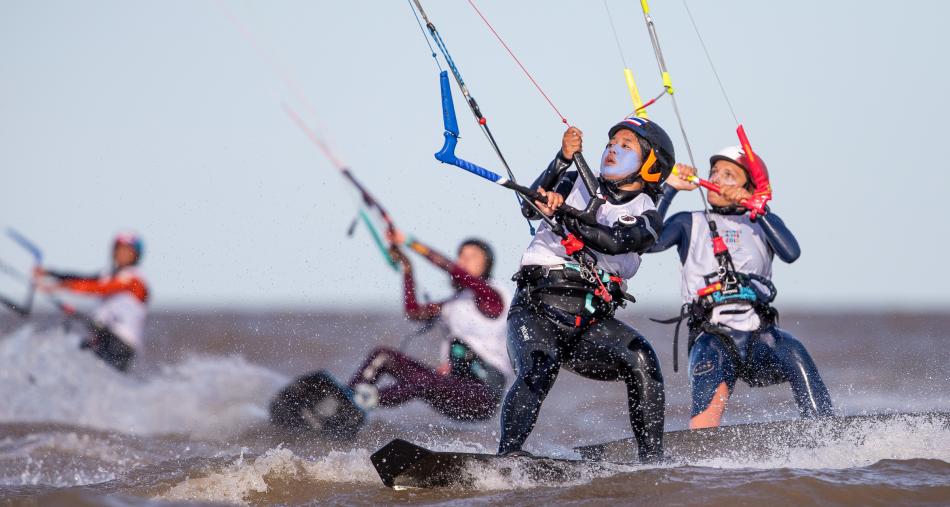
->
{"left": 651, "top": 186, "right": 833, "bottom": 418}
{"left": 497, "top": 153, "right": 665, "bottom": 462}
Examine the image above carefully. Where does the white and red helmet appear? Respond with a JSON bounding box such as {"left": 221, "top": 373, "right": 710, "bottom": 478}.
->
{"left": 709, "top": 146, "right": 769, "bottom": 191}
{"left": 113, "top": 231, "right": 144, "bottom": 262}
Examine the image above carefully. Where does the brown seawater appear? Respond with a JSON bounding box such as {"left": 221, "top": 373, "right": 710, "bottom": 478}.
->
{"left": 0, "top": 310, "right": 947, "bottom": 506}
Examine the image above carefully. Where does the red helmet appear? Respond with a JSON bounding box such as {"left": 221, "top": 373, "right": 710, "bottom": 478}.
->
{"left": 709, "top": 146, "right": 769, "bottom": 191}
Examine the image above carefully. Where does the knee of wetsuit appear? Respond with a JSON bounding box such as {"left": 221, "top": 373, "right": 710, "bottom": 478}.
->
{"left": 622, "top": 344, "right": 663, "bottom": 384}
{"left": 521, "top": 350, "right": 558, "bottom": 394}
{"left": 769, "top": 328, "right": 834, "bottom": 416}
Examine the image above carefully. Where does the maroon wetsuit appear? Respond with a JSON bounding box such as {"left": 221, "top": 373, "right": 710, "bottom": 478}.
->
{"left": 347, "top": 239, "right": 507, "bottom": 421}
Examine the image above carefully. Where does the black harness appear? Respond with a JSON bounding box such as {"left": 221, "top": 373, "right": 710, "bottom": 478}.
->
{"left": 514, "top": 264, "right": 633, "bottom": 328}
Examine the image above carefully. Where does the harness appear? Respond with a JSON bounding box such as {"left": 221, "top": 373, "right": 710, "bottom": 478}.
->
{"left": 514, "top": 263, "right": 634, "bottom": 328}
{"left": 448, "top": 339, "right": 506, "bottom": 395}
{"left": 654, "top": 219, "right": 777, "bottom": 372}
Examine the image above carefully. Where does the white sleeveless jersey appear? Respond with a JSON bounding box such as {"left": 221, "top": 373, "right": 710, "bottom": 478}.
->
{"left": 439, "top": 281, "right": 513, "bottom": 376}
{"left": 92, "top": 266, "right": 148, "bottom": 350}
{"left": 520, "top": 172, "right": 656, "bottom": 280}
{"left": 682, "top": 212, "right": 772, "bottom": 331}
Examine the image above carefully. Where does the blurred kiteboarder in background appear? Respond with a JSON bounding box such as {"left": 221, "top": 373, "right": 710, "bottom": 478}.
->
{"left": 269, "top": 232, "right": 511, "bottom": 438}
{"left": 33, "top": 231, "right": 149, "bottom": 372}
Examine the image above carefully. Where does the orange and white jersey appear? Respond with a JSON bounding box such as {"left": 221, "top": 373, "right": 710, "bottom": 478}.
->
{"left": 61, "top": 266, "right": 149, "bottom": 350}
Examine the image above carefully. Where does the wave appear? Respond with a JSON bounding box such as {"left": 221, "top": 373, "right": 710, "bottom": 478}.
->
{"left": 144, "top": 413, "right": 950, "bottom": 502}
{"left": 154, "top": 446, "right": 378, "bottom": 505}
{"left": 683, "top": 412, "right": 950, "bottom": 470}
{"left": 0, "top": 325, "right": 287, "bottom": 440}
{"left": 9, "top": 457, "right": 949, "bottom": 507}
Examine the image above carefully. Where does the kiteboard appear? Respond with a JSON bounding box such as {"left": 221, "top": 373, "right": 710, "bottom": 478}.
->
{"left": 269, "top": 370, "right": 365, "bottom": 439}
{"left": 574, "top": 411, "right": 950, "bottom": 462}
{"left": 372, "top": 411, "right": 949, "bottom": 488}
{"left": 371, "top": 438, "right": 623, "bottom": 489}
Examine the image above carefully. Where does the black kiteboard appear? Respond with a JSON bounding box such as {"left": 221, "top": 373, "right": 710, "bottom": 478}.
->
{"left": 370, "top": 439, "right": 625, "bottom": 489}
{"left": 269, "top": 370, "right": 366, "bottom": 440}
{"left": 574, "top": 411, "right": 950, "bottom": 462}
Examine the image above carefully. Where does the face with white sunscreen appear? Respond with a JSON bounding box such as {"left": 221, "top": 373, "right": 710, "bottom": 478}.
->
{"left": 708, "top": 159, "right": 750, "bottom": 207}
{"left": 600, "top": 129, "right": 643, "bottom": 181}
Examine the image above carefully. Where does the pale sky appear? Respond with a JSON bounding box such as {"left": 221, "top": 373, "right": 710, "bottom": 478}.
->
{"left": 2, "top": 1, "right": 948, "bottom": 310}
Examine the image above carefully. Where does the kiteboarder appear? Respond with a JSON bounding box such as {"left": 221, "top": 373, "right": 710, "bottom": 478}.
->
{"left": 652, "top": 148, "right": 834, "bottom": 428}
{"left": 497, "top": 115, "right": 673, "bottom": 462}
{"left": 346, "top": 233, "right": 511, "bottom": 422}
{"left": 33, "top": 232, "right": 148, "bottom": 372}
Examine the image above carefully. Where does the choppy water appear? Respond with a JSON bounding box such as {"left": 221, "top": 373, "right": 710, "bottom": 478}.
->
{"left": 0, "top": 310, "right": 947, "bottom": 506}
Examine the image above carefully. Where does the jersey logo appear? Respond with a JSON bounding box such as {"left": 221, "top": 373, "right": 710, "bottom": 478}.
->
{"left": 721, "top": 229, "right": 740, "bottom": 247}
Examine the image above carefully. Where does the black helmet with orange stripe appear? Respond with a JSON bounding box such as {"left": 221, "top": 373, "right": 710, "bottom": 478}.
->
{"left": 603, "top": 115, "right": 675, "bottom": 203}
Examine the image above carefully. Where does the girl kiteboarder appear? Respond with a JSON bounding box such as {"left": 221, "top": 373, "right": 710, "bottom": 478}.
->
{"left": 269, "top": 233, "right": 512, "bottom": 438}
{"left": 653, "top": 150, "right": 833, "bottom": 428}
{"left": 346, "top": 233, "right": 511, "bottom": 422}
{"left": 497, "top": 115, "right": 674, "bottom": 462}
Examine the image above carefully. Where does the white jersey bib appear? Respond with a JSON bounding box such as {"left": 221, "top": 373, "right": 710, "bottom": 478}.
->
{"left": 92, "top": 266, "right": 148, "bottom": 350}
{"left": 521, "top": 172, "right": 656, "bottom": 280}
{"left": 439, "top": 281, "right": 513, "bottom": 376}
{"left": 682, "top": 212, "right": 772, "bottom": 331}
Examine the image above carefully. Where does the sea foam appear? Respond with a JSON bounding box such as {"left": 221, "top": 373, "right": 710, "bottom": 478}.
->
{"left": 0, "top": 325, "right": 287, "bottom": 439}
